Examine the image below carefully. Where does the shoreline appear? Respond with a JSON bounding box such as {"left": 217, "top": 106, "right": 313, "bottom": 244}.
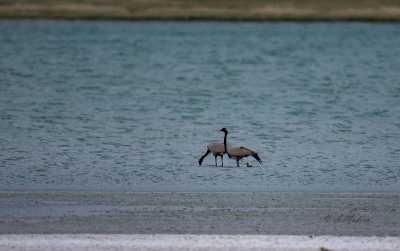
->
{"left": 2, "top": 16, "right": 400, "bottom": 23}
{"left": 1, "top": 1, "right": 400, "bottom": 22}
{"left": 2, "top": 18, "right": 400, "bottom": 23}
{"left": 1, "top": 191, "right": 399, "bottom": 236}
{"left": 1, "top": 235, "right": 400, "bottom": 251}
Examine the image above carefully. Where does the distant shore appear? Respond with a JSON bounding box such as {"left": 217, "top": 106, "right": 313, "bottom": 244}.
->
{"left": 1, "top": 0, "right": 400, "bottom": 21}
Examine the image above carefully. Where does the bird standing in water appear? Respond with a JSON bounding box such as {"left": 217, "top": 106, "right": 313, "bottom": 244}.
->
{"left": 198, "top": 142, "right": 226, "bottom": 167}
{"left": 199, "top": 128, "right": 262, "bottom": 167}
{"left": 220, "top": 128, "right": 262, "bottom": 167}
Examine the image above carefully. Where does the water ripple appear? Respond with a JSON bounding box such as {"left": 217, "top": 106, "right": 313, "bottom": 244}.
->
{"left": 0, "top": 21, "right": 399, "bottom": 192}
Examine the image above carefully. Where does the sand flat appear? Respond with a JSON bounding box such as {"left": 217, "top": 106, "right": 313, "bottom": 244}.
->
{"left": 0, "top": 192, "right": 399, "bottom": 235}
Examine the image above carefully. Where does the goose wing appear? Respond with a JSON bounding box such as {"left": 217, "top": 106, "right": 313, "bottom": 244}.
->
{"left": 207, "top": 143, "right": 225, "bottom": 154}
{"left": 228, "top": 146, "right": 262, "bottom": 164}
{"left": 239, "top": 146, "right": 262, "bottom": 164}
{"left": 227, "top": 147, "right": 252, "bottom": 158}
{"left": 239, "top": 146, "right": 256, "bottom": 155}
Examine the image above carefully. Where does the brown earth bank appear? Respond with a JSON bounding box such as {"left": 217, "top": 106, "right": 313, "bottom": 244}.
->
{"left": 1, "top": 0, "right": 400, "bottom": 21}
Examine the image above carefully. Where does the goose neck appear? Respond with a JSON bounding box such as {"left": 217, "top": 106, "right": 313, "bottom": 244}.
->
{"left": 223, "top": 132, "right": 228, "bottom": 153}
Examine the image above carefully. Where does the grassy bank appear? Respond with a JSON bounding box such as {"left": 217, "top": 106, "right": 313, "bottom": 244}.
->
{"left": 1, "top": 0, "right": 400, "bottom": 21}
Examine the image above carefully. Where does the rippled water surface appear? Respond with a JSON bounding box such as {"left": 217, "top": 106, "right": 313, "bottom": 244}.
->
{"left": 1, "top": 21, "right": 399, "bottom": 192}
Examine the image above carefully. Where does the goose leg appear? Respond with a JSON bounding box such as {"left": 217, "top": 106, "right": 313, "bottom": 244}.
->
{"left": 236, "top": 159, "right": 240, "bottom": 167}
{"left": 221, "top": 156, "right": 224, "bottom": 167}
{"left": 214, "top": 155, "right": 218, "bottom": 167}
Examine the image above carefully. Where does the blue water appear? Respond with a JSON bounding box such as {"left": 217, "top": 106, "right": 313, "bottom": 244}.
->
{"left": 1, "top": 21, "right": 399, "bottom": 192}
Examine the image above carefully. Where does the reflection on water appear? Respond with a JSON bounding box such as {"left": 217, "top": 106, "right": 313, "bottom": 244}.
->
{"left": 0, "top": 21, "right": 399, "bottom": 192}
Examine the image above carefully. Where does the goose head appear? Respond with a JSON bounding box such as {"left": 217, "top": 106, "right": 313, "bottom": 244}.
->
{"left": 220, "top": 128, "right": 228, "bottom": 134}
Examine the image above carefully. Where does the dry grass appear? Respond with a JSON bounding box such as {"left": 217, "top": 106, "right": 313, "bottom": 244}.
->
{"left": 1, "top": 0, "right": 400, "bottom": 21}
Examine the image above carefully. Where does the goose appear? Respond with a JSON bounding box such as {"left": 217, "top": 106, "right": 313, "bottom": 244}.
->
{"left": 198, "top": 142, "right": 226, "bottom": 167}
{"left": 220, "top": 128, "right": 262, "bottom": 167}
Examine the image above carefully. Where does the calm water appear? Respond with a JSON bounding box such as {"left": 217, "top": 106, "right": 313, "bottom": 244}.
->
{"left": 0, "top": 21, "right": 399, "bottom": 192}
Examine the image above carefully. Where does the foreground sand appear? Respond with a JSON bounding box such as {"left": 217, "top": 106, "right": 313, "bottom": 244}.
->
{"left": 1, "top": 234, "right": 400, "bottom": 251}
{"left": 0, "top": 192, "right": 399, "bottom": 235}
{"left": 1, "top": 0, "right": 400, "bottom": 21}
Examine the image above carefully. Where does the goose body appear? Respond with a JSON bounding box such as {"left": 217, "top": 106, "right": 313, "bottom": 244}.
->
{"left": 207, "top": 143, "right": 225, "bottom": 154}
{"left": 227, "top": 146, "right": 262, "bottom": 167}
{"left": 198, "top": 143, "right": 228, "bottom": 167}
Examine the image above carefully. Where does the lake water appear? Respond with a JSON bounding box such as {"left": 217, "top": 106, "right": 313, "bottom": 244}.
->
{"left": 0, "top": 21, "right": 399, "bottom": 192}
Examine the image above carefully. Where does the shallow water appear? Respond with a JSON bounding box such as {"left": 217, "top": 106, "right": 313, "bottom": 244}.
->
{"left": 0, "top": 21, "right": 399, "bottom": 192}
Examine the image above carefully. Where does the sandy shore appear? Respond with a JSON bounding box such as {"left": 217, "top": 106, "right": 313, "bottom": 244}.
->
{"left": 1, "top": 234, "right": 400, "bottom": 251}
{"left": 0, "top": 192, "right": 399, "bottom": 236}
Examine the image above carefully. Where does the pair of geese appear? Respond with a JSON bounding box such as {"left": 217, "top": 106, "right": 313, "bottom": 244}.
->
{"left": 199, "top": 128, "right": 262, "bottom": 167}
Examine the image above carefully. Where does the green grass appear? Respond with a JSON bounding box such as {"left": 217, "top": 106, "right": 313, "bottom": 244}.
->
{"left": 1, "top": 0, "right": 400, "bottom": 21}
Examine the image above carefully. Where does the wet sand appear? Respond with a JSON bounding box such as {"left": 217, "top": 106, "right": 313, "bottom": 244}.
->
{"left": 0, "top": 192, "right": 399, "bottom": 236}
